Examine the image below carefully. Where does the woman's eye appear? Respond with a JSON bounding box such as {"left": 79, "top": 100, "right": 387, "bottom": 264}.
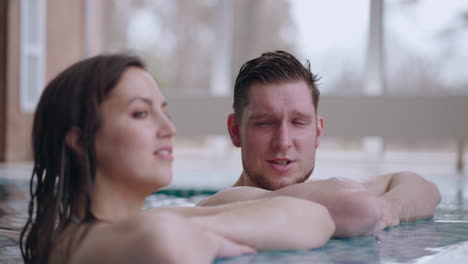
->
{"left": 132, "top": 111, "right": 148, "bottom": 118}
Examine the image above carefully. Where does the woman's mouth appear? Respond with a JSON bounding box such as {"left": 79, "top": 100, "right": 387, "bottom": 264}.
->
{"left": 154, "top": 148, "right": 173, "bottom": 161}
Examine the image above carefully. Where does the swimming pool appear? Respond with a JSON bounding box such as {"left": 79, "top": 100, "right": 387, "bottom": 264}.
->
{"left": 1, "top": 172, "right": 467, "bottom": 263}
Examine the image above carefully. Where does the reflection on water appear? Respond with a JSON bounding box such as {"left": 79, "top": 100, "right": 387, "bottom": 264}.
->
{"left": 0, "top": 181, "right": 29, "bottom": 263}
{"left": 434, "top": 175, "right": 468, "bottom": 221}
{"left": 0, "top": 176, "right": 467, "bottom": 264}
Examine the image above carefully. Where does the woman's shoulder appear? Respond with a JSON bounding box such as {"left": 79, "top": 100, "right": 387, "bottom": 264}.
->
{"left": 56, "top": 213, "right": 189, "bottom": 264}
{"left": 49, "top": 222, "right": 100, "bottom": 264}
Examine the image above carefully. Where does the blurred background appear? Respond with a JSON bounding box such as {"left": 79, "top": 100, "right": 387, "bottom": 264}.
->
{"left": 1, "top": 0, "right": 467, "bottom": 188}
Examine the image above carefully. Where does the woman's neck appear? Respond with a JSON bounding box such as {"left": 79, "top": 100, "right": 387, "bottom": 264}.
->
{"left": 89, "top": 175, "right": 148, "bottom": 222}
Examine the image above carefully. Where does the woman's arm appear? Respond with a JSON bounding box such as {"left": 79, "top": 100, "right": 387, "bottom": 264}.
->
{"left": 68, "top": 197, "right": 333, "bottom": 264}
{"left": 161, "top": 196, "right": 335, "bottom": 251}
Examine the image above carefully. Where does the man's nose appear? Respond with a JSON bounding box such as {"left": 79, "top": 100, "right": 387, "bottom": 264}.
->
{"left": 272, "top": 122, "right": 292, "bottom": 151}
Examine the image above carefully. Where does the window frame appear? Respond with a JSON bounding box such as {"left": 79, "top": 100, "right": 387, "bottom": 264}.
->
{"left": 20, "top": 0, "right": 46, "bottom": 113}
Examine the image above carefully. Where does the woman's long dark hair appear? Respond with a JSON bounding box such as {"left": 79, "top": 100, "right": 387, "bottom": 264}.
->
{"left": 19, "top": 53, "right": 145, "bottom": 264}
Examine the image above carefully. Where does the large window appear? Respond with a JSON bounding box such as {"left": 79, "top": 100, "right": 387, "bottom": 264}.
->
{"left": 384, "top": 0, "right": 468, "bottom": 95}
{"left": 383, "top": 0, "right": 468, "bottom": 153}
{"left": 290, "top": 0, "right": 369, "bottom": 94}
{"left": 89, "top": 0, "right": 467, "bottom": 165}
{"left": 99, "top": 0, "right": 371, "bottom": 96}
{"left": 101, "top": 0, "right": 218, "bottom": 95}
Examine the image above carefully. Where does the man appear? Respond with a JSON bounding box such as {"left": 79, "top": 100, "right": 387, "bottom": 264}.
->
{"left": 198, "top": 50, "right": 441, "bottom": 238}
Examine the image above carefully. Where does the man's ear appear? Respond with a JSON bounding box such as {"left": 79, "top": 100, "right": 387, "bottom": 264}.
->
{"left": 227, "top": 114, "right": 241, "bottom": 147}
{"left": 65, "top": 126, "right": 84, "bottom": 156}
{"left": 315, "top": 115, "right": 324, "bottom": 149}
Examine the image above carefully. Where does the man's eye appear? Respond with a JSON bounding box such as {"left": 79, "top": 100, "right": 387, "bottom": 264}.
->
{"left": 293, "top": 121, "right": 305, "bottom": 125}
{"left": 255, "top": 121, "right": 270, "bottom": 126}
{"left": 132, "top": 111, "right": 148, "bottom": 118}
{"left": 293, "top": 119, "right": 310, "bottom": 126}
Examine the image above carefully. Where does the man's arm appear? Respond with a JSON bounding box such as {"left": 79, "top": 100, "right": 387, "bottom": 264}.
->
{"left": 198, "top": 172, "right": 441, "bottom": 238}
{"left": 363, "top": 171, "right": 441, "bottom": 229}
{"left": 198, "top": 179, "right": 384, "bottom": 238}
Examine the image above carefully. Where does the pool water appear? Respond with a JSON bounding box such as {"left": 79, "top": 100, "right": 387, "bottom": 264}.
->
{"left": 215, "top": 220, "right": 468, "bottom": 264}
{"left": 1, "top": 175, "right": 467, "bottom": 263}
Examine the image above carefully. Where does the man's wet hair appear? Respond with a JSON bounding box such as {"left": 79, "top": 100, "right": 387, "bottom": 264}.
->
{"left": 233, "top": 50, "right": 320, "bottom": 119}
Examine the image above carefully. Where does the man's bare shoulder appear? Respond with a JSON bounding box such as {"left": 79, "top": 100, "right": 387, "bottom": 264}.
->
{"left": 278, "top": 177, "right": 366, "bottom": 193}
{"left": 197, "top": 186, "right": 270, "bottom": 206}
{"left": 198, "top": 178, "right": 368, "bottom": 207}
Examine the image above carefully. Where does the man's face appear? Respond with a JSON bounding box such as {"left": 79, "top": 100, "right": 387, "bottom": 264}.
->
{"left": 228, "top": 81, "right": 324, "bottom": 190}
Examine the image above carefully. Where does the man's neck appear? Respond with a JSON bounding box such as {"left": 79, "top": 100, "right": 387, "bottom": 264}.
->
{"left": 233, "top": 171, "right": 259, "bottom": 188}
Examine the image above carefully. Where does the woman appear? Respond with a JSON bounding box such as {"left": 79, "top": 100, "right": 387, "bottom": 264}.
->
{"left": 20, "top": 53, "right": 335, "bottom": 264}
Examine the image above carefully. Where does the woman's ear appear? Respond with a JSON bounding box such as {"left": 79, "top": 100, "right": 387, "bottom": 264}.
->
{"left": 65, "top": 127, "right": 84, "bottom": 156}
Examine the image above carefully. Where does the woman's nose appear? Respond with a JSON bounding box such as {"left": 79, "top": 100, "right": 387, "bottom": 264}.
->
{"left": 157, "top": 114, "right": 176, "bottom": 138}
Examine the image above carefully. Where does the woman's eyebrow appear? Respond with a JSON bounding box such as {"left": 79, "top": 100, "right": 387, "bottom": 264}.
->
{"left": 128, "top": 96, "right": 153, "bottom": 106}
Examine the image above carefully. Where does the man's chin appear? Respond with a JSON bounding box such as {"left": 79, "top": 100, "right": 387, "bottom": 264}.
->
{"left": 244, "top": 167, "right": 312, "bottom": 190}
{"left": 257, "top": 176, "right": 299, "bottom": 191}
{"left": 260, "top": 172, "right": 312, "bottom": 190}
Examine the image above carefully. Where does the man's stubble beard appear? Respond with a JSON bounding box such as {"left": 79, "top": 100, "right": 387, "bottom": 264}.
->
{"left": 242, "top": 159, "right": 315, "bottom": 191}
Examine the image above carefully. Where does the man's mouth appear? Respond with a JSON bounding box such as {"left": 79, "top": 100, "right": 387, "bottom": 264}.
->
{"left": 267, "top": 159, "right": 293, "bottom": 167}
{"left": 270, "top": 160, "right": 291, "bottom": 166}
{"left": 267, "top": 159, "right": 294, "bottom": 173}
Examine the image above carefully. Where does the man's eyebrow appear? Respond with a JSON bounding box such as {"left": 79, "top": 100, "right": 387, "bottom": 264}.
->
{"left": 292, "top": 110, "right": 313, "bottom": 119}
{"left": 249, "top": 113, "right": 276, "bottom": 120}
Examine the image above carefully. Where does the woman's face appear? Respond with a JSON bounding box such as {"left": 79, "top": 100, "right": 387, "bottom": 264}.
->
{"left": 94, "top": 67, "right": 175, "bottom": 193}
